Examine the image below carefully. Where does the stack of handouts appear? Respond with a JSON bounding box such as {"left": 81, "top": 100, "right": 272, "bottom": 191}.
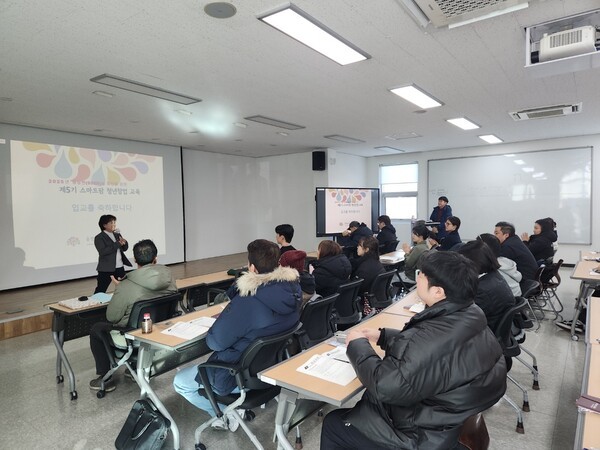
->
{"left": 296, "top": 346, "right": 356, "bottom": 386}
{"left": 161, "top": 316, "right": 216, "bottom": 340}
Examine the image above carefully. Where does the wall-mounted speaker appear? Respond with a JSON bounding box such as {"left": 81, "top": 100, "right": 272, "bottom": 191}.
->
{"left": 312, "top": 150, "right": 326, "bottom": 171}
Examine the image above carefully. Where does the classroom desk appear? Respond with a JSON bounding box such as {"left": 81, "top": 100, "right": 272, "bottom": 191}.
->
{"left": 574, "top": 344, "right": 600, "bottom": 449}
{"left": 259, "top": 312, "right": 412, "bottom": 450}
{"left": 380, "top": 250, "right": 405, "bottom": 264}
{"left": 126, "top": 303, "right": 226, "bottom": 450}
{"left": 176, "top": 270, "right": 235, "bottom": 311}
{"left": 382, "top": 290, "right": 421, "bottom": 317}
{"left": 48, "top": 301, "right": 108, "bottom": 401}
{"left": 569, "top": 256, "right": 600, "bottom": 341}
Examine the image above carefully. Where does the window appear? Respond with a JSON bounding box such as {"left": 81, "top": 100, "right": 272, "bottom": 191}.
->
{"left": 380, "top": 164, "right": 418, "bottom": 220}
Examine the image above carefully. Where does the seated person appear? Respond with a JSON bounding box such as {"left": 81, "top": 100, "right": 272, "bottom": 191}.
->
{"left": 401, "top": 224, "right": 430, "bottom": 282}
{"left": 351, "top": 237, "right": 385, "bottom": 295}
{"left": 88, "top": 239, "right": 177, "bottom": 392}
{"left": 437, "top": 216, "right": 462, "bottom": 251}
{"left": 320, "top": 251, "right": 507, "bottom": 450}
{"left": 279, "top": 249, "right": 316, "bottom": 309}
{"left": 458, "top": 239, "right": 516, "bottom": 335}
{"left": 275, "top": 224, "right": 295, "bottom": 255}
{"left": 173, "top": 239, "right": 301, "bottom": 431}
{"left": 429, "top": 196, "right": 453, "bottom": 240}
{"left": 521, "top": 218, "right": 557, "bottom": 264}
{"left": 310, "top": 240, "right": 352, "bottom": 297}
{"left": 375, "top": 215, "right": 397, "bottom": 253}
{"left": 338, "top": 221, "right": 373, "bottom": 248}
{"left": 477, "top": 233, "right": 522, "bottom": 296}
{"left": 494, "top": 221, "right": 538, "bottom": 281}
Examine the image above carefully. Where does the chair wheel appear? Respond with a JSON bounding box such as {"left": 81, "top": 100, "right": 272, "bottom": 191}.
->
{"left": 195, "top": 443, "right": 207, "bottom": 450}
{"left": 97, "top": 390, "right": 105, "bottom": 399}
{"left": 70, "top": 391, "right": 78, "bottom": 401}
{"left": 56, "top": 375, "right": 64, "bottom": 384}
{"left": 245, "top": 410, "right": 256, "bottom": 421}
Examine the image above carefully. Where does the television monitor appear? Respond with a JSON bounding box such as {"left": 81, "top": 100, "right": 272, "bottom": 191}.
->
{"left": 315, "top": 187, "right": 380, "bottom": 237}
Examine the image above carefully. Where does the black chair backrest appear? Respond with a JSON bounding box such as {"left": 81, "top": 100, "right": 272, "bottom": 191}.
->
{"left": 297, "top": 294, "right": 339, "bottom": 350}
{"left": 380, "top": 240, "right": 399, "bottom": 254}
{"left": 494, "top": 297, "right": 527, "bottom": 352}
{"left": 128, "top": 292, "right": 182, "bottom": 328}
{"left": 541, "top": 258, "right": 563, "bottom": 286}
{"left": 366, "top": 270, "right": 396, "bottom": 309}
{"left": 335, "top": 278, "right": 363, "bottom": 320}
{"left": 237, "top": 323, "right": 302, "bottom": 391}
{"left": 519, "top": 279, "right": 540, "bottom": 299}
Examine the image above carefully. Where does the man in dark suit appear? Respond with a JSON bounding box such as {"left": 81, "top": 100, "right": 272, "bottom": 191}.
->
{"left": 94, "top": 214, "right": 131, "bottom": 293}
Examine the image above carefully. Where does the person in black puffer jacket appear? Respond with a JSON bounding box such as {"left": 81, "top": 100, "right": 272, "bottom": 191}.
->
{"left": 521, "top": 218, "right": 557, "bottom": 264}
{"left": 376, "top": 215, "right": 397, "bottom": 254}
{"left": 311, "top": 240, "right": 352, "bottom": 297}
{"left": 351, "top": 237, "right": 386, "bottom": 295}
{"left": 320, "top": 251, "right": 507, "bottom": 450}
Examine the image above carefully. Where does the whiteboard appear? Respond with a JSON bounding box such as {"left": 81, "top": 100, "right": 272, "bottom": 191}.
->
{"left": 428, "top": 147, "right": 592, "bottom": 244}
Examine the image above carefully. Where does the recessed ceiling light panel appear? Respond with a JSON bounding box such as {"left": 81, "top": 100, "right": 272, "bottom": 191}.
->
{"left": 446, "top": 117, "right": 480, "bottom": 130}
{"left": 259, "top": 4, "right": 370, "bottom": 65}
{"left": 479, "top": 134, "right": 503, "bottom": 144}
{"left": 244, "top": 115, "right": 305, "bottom": 130}
{"left": 324, "top": 135, "right": 365, "bottom": 144}
{"left": 389, "top": 85, "right": 443, "bottom": 109}
{"left": 90, "top": 74, "right": 201, "bottom": 105}
{"left": 375, "top": 146, "right": 405, "bottom": 153}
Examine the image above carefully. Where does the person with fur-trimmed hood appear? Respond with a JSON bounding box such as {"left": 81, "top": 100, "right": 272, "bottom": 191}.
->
{"left": 173, "top": 239, "right": 301, "bottom": 428}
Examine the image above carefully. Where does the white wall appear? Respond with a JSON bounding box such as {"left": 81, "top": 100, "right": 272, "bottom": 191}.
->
{"left": 367, "top": 134, "right": 600, "bottom": 265}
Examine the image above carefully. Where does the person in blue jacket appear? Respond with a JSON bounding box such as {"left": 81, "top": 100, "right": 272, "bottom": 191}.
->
{"left": 429, "top": 196, "right": 453, "bottom": 240}
{"left": 173, "top": 239, "right": 301, "bottom": 431}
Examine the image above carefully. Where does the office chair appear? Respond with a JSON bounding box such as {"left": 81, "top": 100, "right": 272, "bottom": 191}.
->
{"left": 537, "top": 259, "right": 564, "bottom": 320}
{"left": 457, "top": 413, "right": 490, "bottom": 450}
{"left": 379, "top": 239, "right": 399, "bottom": 255}
{"left": 193, "top": 324, "right": 301, "bottom": 450}
{"left": 494, "top": 297, "right": 531, "bottom": 433}
{"left": 363, "top": 270, "right": 396, "bottom": 311}
{"left": 294, "top": 294, "right": 339, "bottom": 351}
{"left": 96, "top": 292, "right": 183, "bottom": 398}
{"left": 333, "top": 279, "right": 364, "bottom": 330}
{"left": 519, "top": 278, "right": 542, "bottom": 330}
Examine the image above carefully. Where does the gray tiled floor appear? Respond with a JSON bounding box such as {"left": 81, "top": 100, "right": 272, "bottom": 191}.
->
{"left": 0, "top": 267, "right": 584, "bottom": 449}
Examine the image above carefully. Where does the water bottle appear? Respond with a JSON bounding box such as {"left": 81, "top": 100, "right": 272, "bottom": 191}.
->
{"left": 141, "top": 313, "right": 153, "bottom": 333}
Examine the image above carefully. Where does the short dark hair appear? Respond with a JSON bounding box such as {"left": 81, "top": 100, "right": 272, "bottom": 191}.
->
{"left": 133, "top": 239, "right": 158, "bottom": 266}
{"left": 358, "top": 236, "right": 380, "bottom": 259}
{"left": 98, "top": 214, "right": 116, "bottom": 231}
{"left": 348, "top": 221, "right": 361, "bottom": 228}
{"left": 419, "top": 251, "right": 478, "bottom": 303}
{"left": 412, "top": 224, "right": 429, "bottom": 239}
{"left": 275, "top": 224, "right": 294, "bottom": 243}
{"left": 377, "top": 215, "right": 391, "bottom": 226}
{"left": 476, "top": 233, "right": 501, "bottom": 257}
{"left": 438, "top": 196, "right": 449, "bottom": 203}
{"left": 535, "top": 218, "right": 553, "bottom": 233}
{"left": 318, "top": 240, "right": 342, "bottom": 259}
{"left": 247, "top": 239, "right": 280, "bottom": 274}
{"left": 447, "top": 216, "right": 461, "bottom": 230}
{"left": 495, "top": 221, "right": 515, "bottom": 237}
{"left": 458, "top": 239, "right": 500, "bottom": 274}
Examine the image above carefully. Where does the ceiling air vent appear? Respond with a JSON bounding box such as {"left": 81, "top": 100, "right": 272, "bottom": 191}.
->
{"left": 509, "top": 102, "right": 582, "bottom": 121}
{"left": 400, "top": 0, "right": 530, "bottom": 28}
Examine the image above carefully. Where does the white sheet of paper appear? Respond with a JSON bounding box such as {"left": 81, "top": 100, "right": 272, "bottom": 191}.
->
{"left": 190, "top": 316, "right": 217, "bottom": 328}
{"left": 409, "top": 301, "right": 426, "bottom": 313}
{"left": 324, "top": 346, "right": 350, "bottom": 362}
{"left": 297, "top": 353, "right": 356, "bottom": 386}
{"left": 161, "top": 321, "right": 209, "bottom": 340}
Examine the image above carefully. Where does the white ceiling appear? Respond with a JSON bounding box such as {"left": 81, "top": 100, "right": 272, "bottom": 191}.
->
{"left": 1, "top": 0, "right": 599, "bottom": 158}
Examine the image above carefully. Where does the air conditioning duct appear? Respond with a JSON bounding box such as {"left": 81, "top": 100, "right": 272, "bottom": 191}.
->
{"left": 539, "top": 26, "right": 598, "bottom": 62}
{"left": 509, "top": 103, "right": 582, "bottom": 121}
{"left": 399, "top": 0, "right": 530, "bottom": 28}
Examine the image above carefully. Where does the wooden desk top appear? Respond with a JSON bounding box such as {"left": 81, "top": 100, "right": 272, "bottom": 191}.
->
{"left": 588, "top": 297, "right": 600, "bottom": 346}
{"left": 581, "top": 250, "right": 600, "bottom": 261}
{"left": 176, "top": 271, "right": 234, "bottom": 290}
{"left": 586, "top": 345, "right": 600, "bottom": 397}
{"left": 582, "top": 412, "right": 600, "bottom": 449}
{"left": 127, "top": 303, "right": 227, "bottom": 350}
{"left": 571, "top": 260, "right": 600, "bottom": 282}
{"left": 380, "top": 250, "right": 406, "bottom": 263}
{"left": 383, "top": 291, "right": 421, "bottom": 317}
{"left": 259, "top": 312, "right": 411, "bottom": 406}
{"left": 47, "top": 301, "right": 108, "bottom": 315}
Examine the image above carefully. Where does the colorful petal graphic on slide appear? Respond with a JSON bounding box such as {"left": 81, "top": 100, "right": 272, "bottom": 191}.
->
{"left": 68, "top": 147, "right": 80, "bottom": 164}
{"left": 106, "top": 167, "right": 121, "bottom": 184}
{"left": 115, "top": 167, "right": 137, "bottom": 181}
{"left": 73, "top": 164, "right": 91, "bottom": 182}
{"left": 80, "top": 148, "right": 96, "bottom": 164}
{"left": 92, "top": 166, "right": 105, "bottom": 184}
{"left": 98, "top": 150, "right": 113, "bottom": 162}
{"left": 131, "top": 161, "right": 149, "bottom": 174}
{"left": 54, "top": 151, "right": 73, "bottom": 178}
{"left": 23, "top": 142, "right": 51, "bottom": 152}
{"left": 36, "top": 153, "right": 55, "bottom": 168}
{"left": 114, "top": 153, "right": 129, "bottom": 166}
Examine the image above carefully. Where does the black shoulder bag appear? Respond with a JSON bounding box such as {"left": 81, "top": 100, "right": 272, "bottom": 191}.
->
{"left": 115, "top": 399, "right": 170, "bottom": 450}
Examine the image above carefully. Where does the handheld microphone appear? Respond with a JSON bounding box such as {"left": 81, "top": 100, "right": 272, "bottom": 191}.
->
{"left": 114, "top": 228, "right": 122, "bottom": 240}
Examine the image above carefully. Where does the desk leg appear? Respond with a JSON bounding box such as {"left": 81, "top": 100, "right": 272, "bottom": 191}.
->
{"left": 274, "top": 388, "right": 299, "bottom": 450}
{"left": 137, "top": 344, "right": 180, "bottom": 450}
{"left": 571, "top": 282, "right": 593, "bottom": 341}
{"left": 51, "top": 316, "right": 78, "bottom": 400}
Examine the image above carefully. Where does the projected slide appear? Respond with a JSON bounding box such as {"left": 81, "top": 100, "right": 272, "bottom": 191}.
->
{"left": 11, "top": 140, "right": 166, "bottom": 269}
{"left": 315, "top": 187, "right": 379, "bottom": 236}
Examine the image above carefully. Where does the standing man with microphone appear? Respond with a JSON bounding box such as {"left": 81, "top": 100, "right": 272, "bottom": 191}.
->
{"left": 94, "top": 214, "right": 131, "bottom": 293}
